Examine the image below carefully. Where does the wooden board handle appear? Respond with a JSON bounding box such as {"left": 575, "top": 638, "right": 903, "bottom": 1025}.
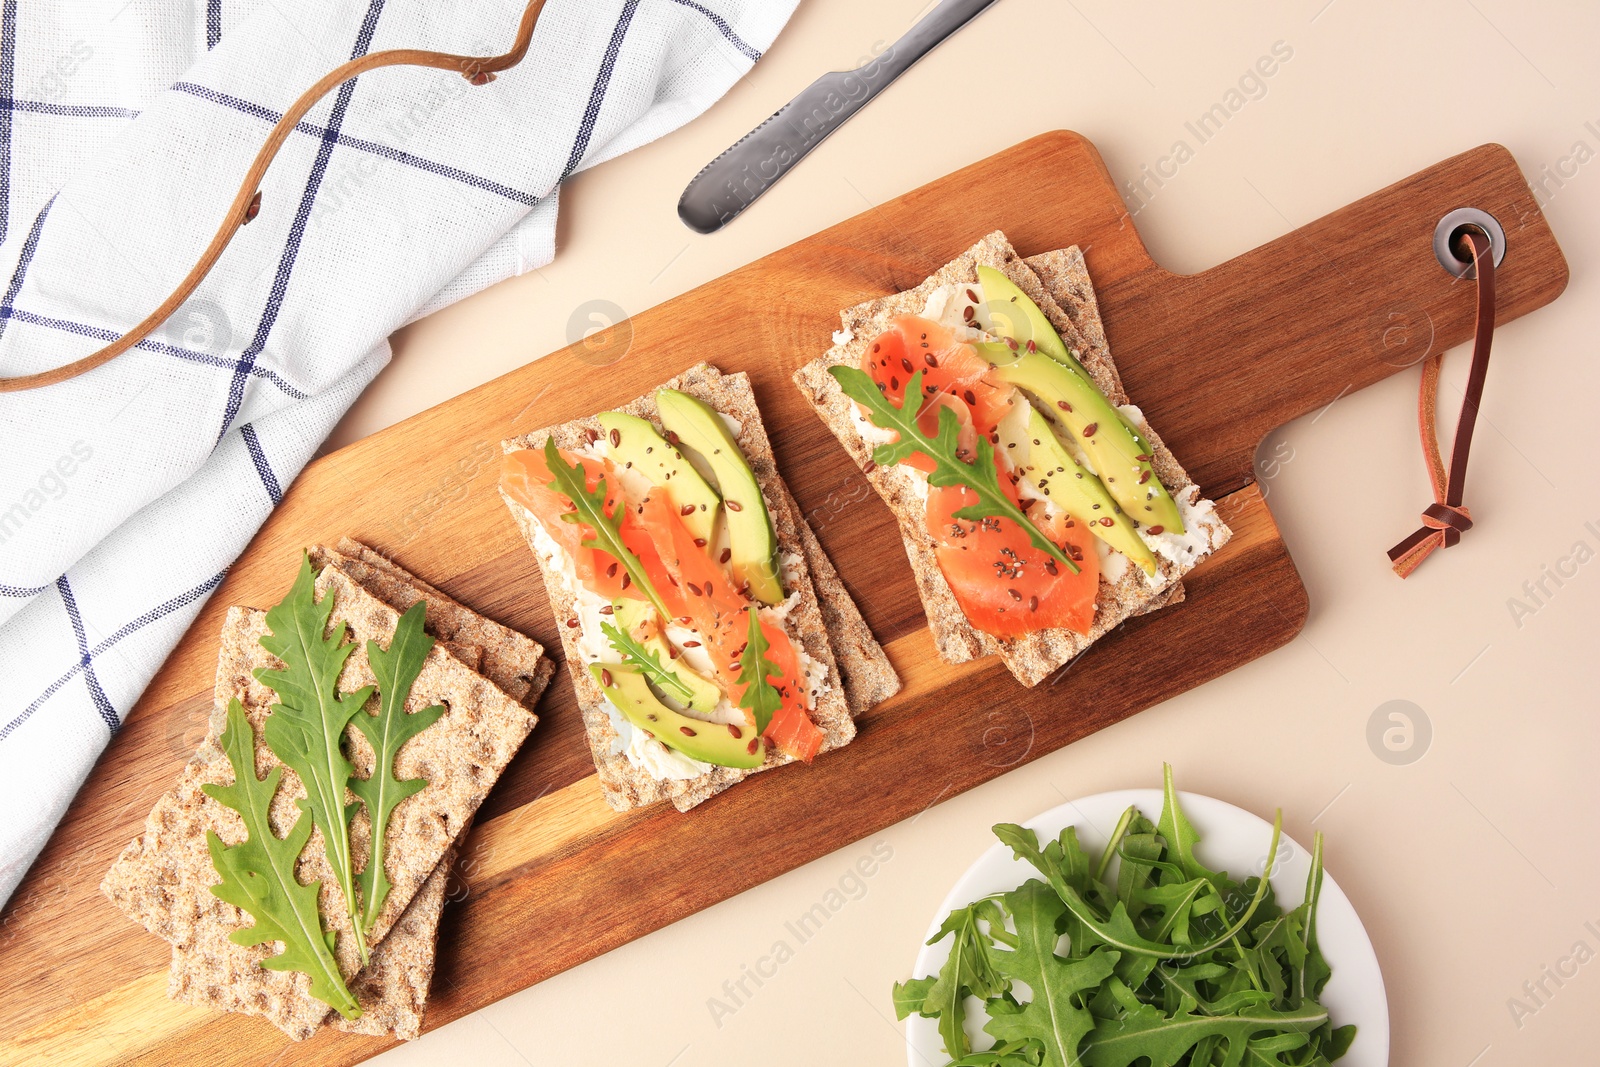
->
{"left": 1100, "top": 142, "right": 1569, "bottom": 497}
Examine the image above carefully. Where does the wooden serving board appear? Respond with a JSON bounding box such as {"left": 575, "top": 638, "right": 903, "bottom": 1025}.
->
{"left": 0, "top": 133, "right": 1567, "bottom": 1066}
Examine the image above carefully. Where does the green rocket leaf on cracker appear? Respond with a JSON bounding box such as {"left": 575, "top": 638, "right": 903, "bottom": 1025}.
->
{"left": 541, "top": 438, "right": 673, "bottom": 620}
{"left": 202, "top": 699, "right": 361, "bottom": 1020}
{"left": 829, "top": 366, "right": 1078, "bottom": 573}
{"left": 349, "top": 599, "right": 446, "bottom": 936}
{"left": 735, "top": 605, "right": 782, "bottom": 735}
{"left": 257, "top": 553, "right": 376, "bottom": 965}
{"left": 601, "top": 620, "right": 696, "bottom": 706}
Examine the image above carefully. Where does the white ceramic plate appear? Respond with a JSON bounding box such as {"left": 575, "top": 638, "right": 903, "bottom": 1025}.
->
{"left": 906, "top": 789, "right": 1388, "bottom": 1066}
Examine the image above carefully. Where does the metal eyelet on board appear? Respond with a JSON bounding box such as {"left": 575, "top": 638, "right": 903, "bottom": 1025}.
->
{"left": 1433, "top": 207, "right": 1506, "bottom": 279}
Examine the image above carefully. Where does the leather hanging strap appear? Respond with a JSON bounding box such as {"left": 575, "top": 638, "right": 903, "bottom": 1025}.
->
{"left": 1388, "top": 228, "right": 1496, "bottom": 577}
{"left": 0, "top": 0, "right": 547, "bottom": 394}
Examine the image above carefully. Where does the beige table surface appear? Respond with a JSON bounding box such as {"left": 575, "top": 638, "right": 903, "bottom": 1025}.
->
{"left": 355, "top": 1, "right": 1599, "bottom": 1063}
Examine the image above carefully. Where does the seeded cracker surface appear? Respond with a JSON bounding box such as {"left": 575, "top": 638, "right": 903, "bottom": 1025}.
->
{"left": 500, "top": 363, "right": 899, "bottom": 812}
{"left": 793, "top": 232, "right": 1231, "bottom": 686}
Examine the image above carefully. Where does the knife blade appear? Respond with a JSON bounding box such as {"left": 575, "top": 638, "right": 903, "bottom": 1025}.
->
{"left": 677, "top": 0, "right": 1001, "bottom": 234}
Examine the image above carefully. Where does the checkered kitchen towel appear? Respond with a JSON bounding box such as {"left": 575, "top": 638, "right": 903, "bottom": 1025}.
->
{"left": 0, "top": 0, "right": 796, "bottom": 909}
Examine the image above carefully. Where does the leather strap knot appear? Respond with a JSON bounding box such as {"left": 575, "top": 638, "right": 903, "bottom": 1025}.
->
{"left": 1422, "top": 502, "right": 1473, "bottom": 540}
{"left": 1388, "top": 228, "right": 1496, "bottom": 578}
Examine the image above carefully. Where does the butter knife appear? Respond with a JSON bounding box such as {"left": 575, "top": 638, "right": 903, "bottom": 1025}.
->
{"left": 677, "top": 0, "right": 1001, "bottom": 234}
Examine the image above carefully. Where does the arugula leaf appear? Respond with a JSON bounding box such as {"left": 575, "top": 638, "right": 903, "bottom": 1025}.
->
{"left": 601, "top": 620, "right": 694, "bottom": 706}
{"left": 1327, "top": 1023, "right": 1359, "bottom": 1060}
{"left": 735, "top": 605, "right": 782, "bottom": 734}
{"left": 258, "top": 554, "right": 376, "bottom": 964}
{"left": 893, "top": 975, "right": 938, "bottom": 1020}
{"left": 1094, "top": 805, "right": 1139, "bottom": 883}
{"left": 349, "top": 599, "right": 445, "bottom": 936}
{"left": 1241, "top": 1032, "right": 1316, "bottom": 1066}
{"left": 541, "top": 438, "right": 672, "bottom": 620}
{"left": 1244, "top": 911, "right": 1306, "bottom": 1005}
{"left": 1297, "top": 831, "right": 1331, "bottom": 1005}
{"left": 1052, "top": 826, "right": 1095, "bottom": 899}
{"left": 984, "top": 882, "right": 1118, "bottom": 1067}
{"left": 1078, "top": 1000, "right": 1329, "bottom": 1067}
{"left": 994, "top": 823, "right": 1094, "bottom": 915}
{"left": 1150, "top": 960, "right": 1272, "bottom": 1017}
{"left": 951, "top": 1040, "right": 1046, "bottom": 1066}
{"left": 895, "top": 897, "right": 1010, "bottom": 1059}
{"left": 202, "top": 699, "right": 361, "bottom": 1020}
{"left": 830, "top": 366, "right": 1077, "bottom": 573}
{"left": 1112, "top": 828, "right": 1166, "bottom": 928}
{"left": 1140, "top": 875, "right": 1216, "bottom": 947}
{"left": 1156, "top": 762, "right": 1219, "bottom": 886}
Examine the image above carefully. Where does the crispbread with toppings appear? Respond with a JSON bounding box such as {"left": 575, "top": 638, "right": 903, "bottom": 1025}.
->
{"left": 499, "top": 363, "right": 897, "bottom": 812}
{"left": 793, "top": 232, "right": 1229, "bottom": 686}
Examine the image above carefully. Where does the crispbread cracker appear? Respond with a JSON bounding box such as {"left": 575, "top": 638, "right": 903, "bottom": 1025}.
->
{"left": 773, "top": 480, "right": 900, "bottom": 716}
{"left": 310, "top": 539, "right": 556, "bottom": 706}
{"left": 500, "top": 363, "right": 895, "bottom": 812}
{"left": 165, "top": 839, "right": 458, "bottom": 1042}
{"left": 332, "top": 839, "right": 458, "bottom": 1040}
{"left": 102, "top": 573, "right": 538, "bottom": 1039}
{"left": 793, "top": 232, "right": 1231, "bottom": 686}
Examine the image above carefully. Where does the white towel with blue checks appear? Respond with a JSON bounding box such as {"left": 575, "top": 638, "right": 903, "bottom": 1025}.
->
{"left": 0, "top": 0, "right": 795, "bottom": 910}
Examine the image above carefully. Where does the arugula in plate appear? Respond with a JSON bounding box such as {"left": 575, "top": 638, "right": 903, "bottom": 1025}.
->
{"left": 258, "top": 554, "right": 376, "bottom": 964}
{"left": 542, "top": 438, "right": 673, "bottom": 620}
{"left": 894, "top": 765, "right": 1355, "bottom": 1066}
{"left": 202, "top": 699, "right": 361, "bottom": 1019}
{"left": 829, "top": 365, "right": 1078, "bottom": 573}
{"left": 896, "top": 897, "right": 1012, "bottom": 1059}
{"left": 350, "top": 599, "right": 445, "bottom": 936}
{"left": 984, "top": 883, "right": 1117, "bottom": 1067}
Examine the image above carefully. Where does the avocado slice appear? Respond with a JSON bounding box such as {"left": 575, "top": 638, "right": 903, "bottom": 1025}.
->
{"left": 971, "top": 269, "right": 1184, "bottom": 534}
{"left": 975, "top": 265, "right": 1076, "bottom": 367}
{"left": 596, "top": 411, "right": 721, "bottom": 545}
{"left": 609, "top": 598, "right": 722, "bottom": 713}
{"left": 999, "top": 405, "right": 1160, "bottom": 576}
{"left": 655, "top": 389, "right": 785, "bottom": 605}
{"left": 591, "top": 663, "right": 764, "bottom": 769}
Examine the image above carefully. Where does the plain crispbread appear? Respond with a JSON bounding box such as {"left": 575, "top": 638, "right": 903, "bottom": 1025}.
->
{"left": 499, "top": 363, "right": 898, "bottom": 812}
{"left": 310, "top": 538, "right": 555, "bottom": 706}
{"left": 102, "top": 567, "right": 539, "bottom": 1039}
{"left": 792, "top": 232, "right": 1230, "bottom": 686}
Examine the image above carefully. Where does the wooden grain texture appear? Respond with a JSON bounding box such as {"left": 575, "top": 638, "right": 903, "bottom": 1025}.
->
{"left": 0, "top": 132, "right": 1567, "bottom": 1066}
